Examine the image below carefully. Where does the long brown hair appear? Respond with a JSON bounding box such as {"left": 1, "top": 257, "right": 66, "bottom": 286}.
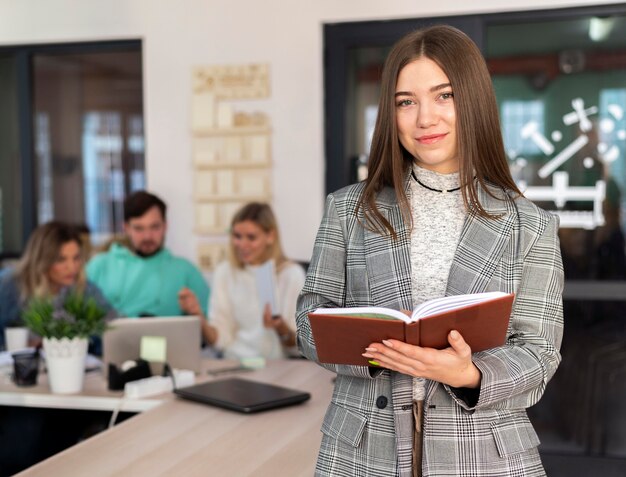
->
{"left": 229, "top": 202, "right": 289, "bottom": 269}
{"left": 358, "top": 25, "right": 520, "bottom": 238}
{"left": 15, "top": 221, "right": 86, "bottom": 300}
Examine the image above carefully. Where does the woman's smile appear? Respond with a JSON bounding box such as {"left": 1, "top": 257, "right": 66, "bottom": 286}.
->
{"left": 416, "top": 133, "right": 448, "bottom": 145}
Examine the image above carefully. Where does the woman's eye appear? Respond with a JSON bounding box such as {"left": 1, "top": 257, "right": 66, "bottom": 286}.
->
{"left": 396, "top": 99, "right": 413, "bottom": 107}
{"left": 440, "top": 92, "right": 454, "bottom": 100}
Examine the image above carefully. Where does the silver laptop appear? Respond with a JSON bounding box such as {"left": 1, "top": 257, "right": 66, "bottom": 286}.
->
{"left": 103, "top": 317, "right": 202, "bottom": 375}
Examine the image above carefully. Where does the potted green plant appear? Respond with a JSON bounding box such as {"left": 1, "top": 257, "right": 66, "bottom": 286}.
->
{"left": 22, "top": 292, "right": 107, "bottom": 394}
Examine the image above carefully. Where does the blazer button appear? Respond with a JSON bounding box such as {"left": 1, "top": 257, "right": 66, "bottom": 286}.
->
{"left": 376, "top": 396, "right": 388, "bottom": 409}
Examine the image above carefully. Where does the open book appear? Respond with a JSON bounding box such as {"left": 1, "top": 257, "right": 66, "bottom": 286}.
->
{"left": 308, "top": 291, "right": 514, "bottom": 366}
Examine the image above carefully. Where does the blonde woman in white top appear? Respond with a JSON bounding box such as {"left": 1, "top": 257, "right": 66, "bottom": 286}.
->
{"left": 180, "top": 202, "right": 305, "bottom": 359}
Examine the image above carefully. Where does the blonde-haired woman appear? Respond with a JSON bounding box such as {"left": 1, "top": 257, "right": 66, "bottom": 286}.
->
{"left": 180, "top": 202, "right": 305, "bottom": 359}
{"left": 0, "top": 221, "right": 114, "bottom": 350}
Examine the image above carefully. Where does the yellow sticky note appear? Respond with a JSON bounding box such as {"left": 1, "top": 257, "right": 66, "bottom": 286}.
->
{"left": 140, "top": 336, "right": 167, "bottom": 363}
{"left": 241, "top": 357, "right": 266, "bottom": 370}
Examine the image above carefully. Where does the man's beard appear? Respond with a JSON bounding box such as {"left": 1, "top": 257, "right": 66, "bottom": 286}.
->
{"left": 135, "top": 242, "right": 163, "bottom": 258}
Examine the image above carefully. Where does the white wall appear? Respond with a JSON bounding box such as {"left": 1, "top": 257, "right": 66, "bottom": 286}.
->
{"left": 0, "top": 0, "right": 621, "bottom": 263}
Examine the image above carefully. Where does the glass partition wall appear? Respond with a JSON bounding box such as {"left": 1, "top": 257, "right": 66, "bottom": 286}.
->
{"left": 325, "top": 5, "right": 626, "bottom": 475}
{"left": 486, "top": 13, "right": 626, "bottom": 465}
{"left": 0, "top": 41, "right": 144, "bottom": 259}
{"left": 32, "top": 49, "right": 144, "bottom": 246}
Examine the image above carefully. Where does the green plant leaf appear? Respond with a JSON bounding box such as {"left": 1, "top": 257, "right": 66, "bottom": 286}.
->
{"left": 21, "top": 291, "right": 108, "bottom": 340}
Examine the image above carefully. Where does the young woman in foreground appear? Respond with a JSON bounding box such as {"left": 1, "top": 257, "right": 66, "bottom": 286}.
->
{"left": 296, "top": 25, "right": 563, "bottom": 477}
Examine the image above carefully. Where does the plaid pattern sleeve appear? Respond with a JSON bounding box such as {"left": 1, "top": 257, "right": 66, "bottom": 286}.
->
{"left": 445, "top": 204, "right": 564, "bottom": 412}
{"left": 296, "top": 184, "right": 410, "bottom": 476}
{"left": 296, "top": 186, "right": 377, "bottom": 379}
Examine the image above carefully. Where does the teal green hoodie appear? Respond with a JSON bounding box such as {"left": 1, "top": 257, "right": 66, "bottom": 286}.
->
{"left": 86, "top": 244, "right": 209, "bottom": 318}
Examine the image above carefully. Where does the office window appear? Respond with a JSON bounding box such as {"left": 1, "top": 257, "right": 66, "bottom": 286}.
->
{"left": 0, "top": 41, "right": 144, "bottom": 258}
{"left": 81, "top": 112, "right": 145, "bottom": 244}
{"left": 501, "top": 99, "right": 545, "bottom": 158}
{"left": 344, "top": 46, "right": 387, "bottom": 182}
{"left": 599, "top": 89, "right": 626, "bottom": 222}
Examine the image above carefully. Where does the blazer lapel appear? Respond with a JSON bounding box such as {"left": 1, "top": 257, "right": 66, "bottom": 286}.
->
{"left": 363, "top": 187, "right": 413, "bottom": 311}
{"left": 446, "top": 184, "right": 518, "bottom": 296}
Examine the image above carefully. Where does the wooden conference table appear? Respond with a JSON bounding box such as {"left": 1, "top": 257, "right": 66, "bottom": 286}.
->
{"left": 1, "top": 359, "right": 335, "bottom": 477}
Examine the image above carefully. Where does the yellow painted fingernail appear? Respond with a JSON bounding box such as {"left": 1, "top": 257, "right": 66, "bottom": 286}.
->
{"left": 368, "top": 360, "right": 380, "bottom": 366}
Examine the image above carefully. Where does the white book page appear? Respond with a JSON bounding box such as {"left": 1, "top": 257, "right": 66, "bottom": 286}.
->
{"left": 410, "top": 291, "right": 509, "bottom": 321}
{"left": 311, "top": 306, "right": 410, "bottom": 323}
{"left": 254, "top": 260, "right": 280, "bottom": 316}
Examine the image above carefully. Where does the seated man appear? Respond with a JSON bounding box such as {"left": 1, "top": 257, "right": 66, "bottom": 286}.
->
{"left": 87, "top": 191, "right": 209, "bottom": 318}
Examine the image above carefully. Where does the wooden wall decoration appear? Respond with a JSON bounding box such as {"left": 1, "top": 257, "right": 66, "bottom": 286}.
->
{"left": 191, "top": 64, "right": 272, "bottom": 271}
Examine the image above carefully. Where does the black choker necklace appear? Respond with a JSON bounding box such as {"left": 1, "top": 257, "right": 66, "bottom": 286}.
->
{"left": 411, "top": 170, "right": 460, "bottom": 193}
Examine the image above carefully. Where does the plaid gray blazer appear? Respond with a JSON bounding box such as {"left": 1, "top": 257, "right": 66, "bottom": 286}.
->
{"left": 296, "top": 180, "right": 564, "bottom": 477}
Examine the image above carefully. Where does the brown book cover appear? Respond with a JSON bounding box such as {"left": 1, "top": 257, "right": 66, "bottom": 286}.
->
{"left": 308, "top": 292, "right": 514, "bottom": 366}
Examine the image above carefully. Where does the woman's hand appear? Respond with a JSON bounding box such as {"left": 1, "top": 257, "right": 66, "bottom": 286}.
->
{"left": 262, "top": 303, "right": 295, "bottom": 347}
{"left": 362, "top": 330, "right": 481, "bottom": 389}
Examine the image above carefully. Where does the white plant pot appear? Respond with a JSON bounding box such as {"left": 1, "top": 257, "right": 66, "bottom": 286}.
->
{"left": 43, "top": 337, "right": 88, "bottom": 394}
